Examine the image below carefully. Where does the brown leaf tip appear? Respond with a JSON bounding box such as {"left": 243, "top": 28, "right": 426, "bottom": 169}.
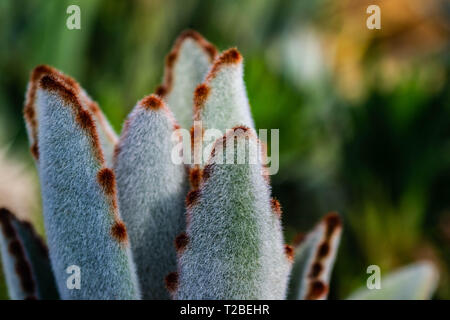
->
{"left": 178, "top": 30, "right": 218, "bottom": 61}
{"left": 159, "top": 30, "right": 216, "bottom": 99}
{"left": 30, "top": 65, "right": 56, "bottom": 83}
{"left": 111, "top": 220, "right": 128, "bottom": 243}
{"left": 270, "top": 198, "right": 282, "bottom": 217}
{"left": 324, "top": 212, "right": 342, "bottom": 237}
{"left": 212, "top": 126, "right": 253, "bottom": 149}
{"left": 218, "top": 48, "right": 242, "bottom": 65}
{"left": 284, "top": 244, "right": 294, "bottom": 262}
{"left": 207, "top": 48, "right": 243, "bottom": 81}
{"left": 175, "top": 232, "right": 189, "bottom": 254}
{"left": 39, "top": 74, "right": 79, "bottom": 107}
{"left": 165, "top": 272, "right": 179, "bottom": 293}
{"left": 25, "top": 65, "right": 65, "bottom": 145}
{"left": 32, "top": 65, "right": 78, "bottom": 89}
{"left": 37, "top": 73, "right": 103, "bottom": 163}
{"left": 189, "top": 167, "right": 203, "bottom": 190}
{"left": 141, "top": 95, "right": 164, "bottom": 111}
{"left": 97, "top": 168, "right": 117, "bottom": 195}
{"left": 305, "top": 280, "right": 328, "bottom": 300}
{"left": 186, "top": 189, "right": 201, "bottom": 208}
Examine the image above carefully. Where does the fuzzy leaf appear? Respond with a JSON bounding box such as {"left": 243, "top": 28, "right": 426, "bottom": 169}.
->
{"left": 173, "top": 127, "right": 291, "bottom": 299}
{"left": 156, "top": 30, "right": 217, "bottom": 129}
{"left": 8, "top": 211, "right": 59, "bottom": 299}
{"left": 347, "top": 261, "right": 439, "bottom": 300}
{"left": 0, "top": 208, "right": 38, "bottom": 299}
{"left": 192, "top": 48, "right": 255, "bottom": 166}
{"left": 114, "top": 95, "right": 188, "bottom": 299}
{"left": 287, "top": 213, "right": 342, "bottom": 300}
{"left": 24, "top": 65, "right": 118, "bottom": 166}
{"left": 29, "top": 71, "right": 140, "bottom": 299}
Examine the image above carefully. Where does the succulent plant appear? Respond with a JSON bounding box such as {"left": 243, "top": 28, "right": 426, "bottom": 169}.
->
{"left": 0, "top": 30, "right": 439, "bottom": 300}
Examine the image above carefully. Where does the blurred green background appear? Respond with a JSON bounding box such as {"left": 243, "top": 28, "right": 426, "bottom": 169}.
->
{"left": 0, "top": 0, "right": 449, "bottom": 299}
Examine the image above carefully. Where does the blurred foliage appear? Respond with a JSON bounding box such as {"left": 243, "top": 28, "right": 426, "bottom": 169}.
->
{"left": 0, "top": 0, "right": 449, "bottom": 299}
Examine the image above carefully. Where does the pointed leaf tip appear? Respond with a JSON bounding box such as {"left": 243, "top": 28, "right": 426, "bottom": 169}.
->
{"left": 177, "top": 29, "right": 218, "bottom": 60}
{"left": 324, "top": 212, "right": 342, "bottom": 236}
{"left": 207, "top": 48, "right": 242, "bottom": 81}
{"left": 39, "top": 74, "right": 80, "bottom": 106}
{"left": 38, "top": 74, "right": 104, "bottom": 163}
{"left": 161, "top": 29, "right": 217, "bottom": 98}
{"left": 140, "top": 94, "right": 164, "bottom": 110}
{"left": 25, "top": 65, "right": 117, "bottom": 166}
{"left": 164, "top": 30, "right": 217, "bottom": 72}
{"left": 157, "top": 30, "right": 217, "bottom": 129}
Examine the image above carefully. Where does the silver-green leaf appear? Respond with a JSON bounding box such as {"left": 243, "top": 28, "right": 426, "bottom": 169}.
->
{"left": 114, "top": 94, "right": 188, "bottom": 299}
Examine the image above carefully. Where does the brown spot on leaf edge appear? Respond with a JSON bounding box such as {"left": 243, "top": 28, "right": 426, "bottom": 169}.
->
{"left": 305, "top": 280, "right": 328, "bottom": 300}
{"left": 97, "top": 168, "right": 117, "bottom": 196}
{"left": 111, "top": 220, "right": 128, "bottom": 244}
{"left": 158, "top": 30, "right": 217, "bottom": 98}
{"left": 175, "top": 232, "right": 189, "bottom": 254}
{"left": 165, "top": 272, "right": 179, "bottom": 294}
{"left": 189, "top": 166, "right": 203, "bottom": 190}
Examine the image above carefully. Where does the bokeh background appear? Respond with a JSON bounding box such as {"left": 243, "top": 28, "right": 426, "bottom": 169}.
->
{"left": 0, "top": 0, "right": 449, "bottom": 299}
